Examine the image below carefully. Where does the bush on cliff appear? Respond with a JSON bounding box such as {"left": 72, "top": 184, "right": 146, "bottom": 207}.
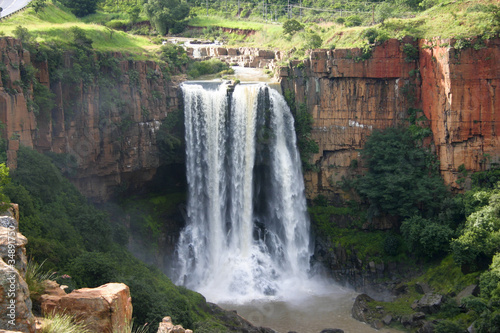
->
{"left": 355, "top": 127, "right": 448, "bottom": 219}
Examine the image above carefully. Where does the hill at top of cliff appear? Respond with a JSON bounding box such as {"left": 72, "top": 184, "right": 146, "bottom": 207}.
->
{"left": 1, "top": 0, "right": 498, "bottom": 59}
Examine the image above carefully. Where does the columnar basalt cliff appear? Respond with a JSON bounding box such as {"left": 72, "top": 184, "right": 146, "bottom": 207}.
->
{"left": 0, "top": 37, "right": 182, "bottom": 202}
{"left": 279, "top": 38, "right": 500, "bottom": 200}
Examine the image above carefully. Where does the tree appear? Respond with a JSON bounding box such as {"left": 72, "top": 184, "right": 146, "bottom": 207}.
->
{"left": 143, "top": 0, "right": 190, "bottom": 35}
{"left": 29, "top": 0, "right": 48, "bottom": 13}
{"left": 61, "top": 0, "right": 100, "bottom": 17}
{"left": 128, "top": 5, "right": 141, "bottom": 23}
{"left": 305, "top": 32, "right": 322, "bottom": 49}
{"left": 355, "top": 127, "right": 448, "bottom": 219}
{"left": 283, "top": 19, "right": 303, "bottom": 35}
{"left": 451, "top": 187, "right": 500, "bottom": 271}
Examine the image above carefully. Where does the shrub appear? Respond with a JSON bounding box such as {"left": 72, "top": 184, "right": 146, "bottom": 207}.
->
{"left": 401, "top": 215, "right": 453, "bottom": 258}
{"left": 363, "top": 28, "right": 378, "bottom": 44}
{"left": 283, "top": 19, "right": 303, "bottom": 35}
{"left": 187, "top": 58, "right": 231, "bottom": 78}
{"left": 345, "top": 15, "right": 362, "bottom": 27}
{"left": 105, "top": 20, "right": 128, "bottom": 30}
{"left": 434, "top": 320, "right": 466, "bottom": 333}
{"left": 451, "top": 190, "right": 500, "bottom": 271}
{"left": 335, "top": 17, "right": 345, "bottom": 25}
{"left": 304, "top": 33, "right": 322, "bottom": 49}
{"left": 403, "top": 43, "right": 419, "bottom": 62}
{"left": 355, "top": 128, "right": 448, "bottom": 219}
{"left": 60, "top": 0, "right": 100, "bottom": 17}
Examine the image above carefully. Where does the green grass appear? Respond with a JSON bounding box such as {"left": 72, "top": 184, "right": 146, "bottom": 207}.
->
{"left": 0, "top": 4, "right": 156, "bottom": 57}
{"left": 188, "top": 0, "right": 499, "bottom": 52}
{"left": 40, "top": 313, "right": 91, "bottom": 333}
{"left": 189, "top": 16, "right": 280, "bottom": 32}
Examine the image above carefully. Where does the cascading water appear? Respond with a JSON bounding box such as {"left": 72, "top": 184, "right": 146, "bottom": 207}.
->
{"left": 175, "top": 82, "right": 314, "bottom": 303}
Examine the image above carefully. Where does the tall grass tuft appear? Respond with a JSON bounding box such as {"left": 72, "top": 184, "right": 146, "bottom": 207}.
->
{"left": 25, "top": 259, "right": 56, "bottom": 297}
{"left": 40, "top": 313, "right": 91, "bottom": 333}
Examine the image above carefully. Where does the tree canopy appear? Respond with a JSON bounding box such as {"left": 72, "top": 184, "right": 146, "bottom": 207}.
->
{"left": 143, "top": 0, "right": 190, "bottom": 35}
{"left": 355, "top": 127, "right": 448, "bottom": 219}
{"left": 61, "top": 0, "right": 100, "bottom": 17}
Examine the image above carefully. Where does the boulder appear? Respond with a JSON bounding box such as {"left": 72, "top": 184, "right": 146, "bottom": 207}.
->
{"left": 416, "top": 293, "right": 443, "bottom": 314}
{"left": 400, "top": 312, "right": 426, "bottom": 328}
{"left": 157, "top": 316, "right": 193, "bottom": 333}
{"left": 320, "top": 329, "right": 344, "bottom": 333}
{"left": 415, "top": 282, "right": 433, "bottom": 295}
{"left": 40, "top": 283, "right": 132, "bottom": 333}
{"left": 382, "top": 314, "right": 392, "bottom": 325}
{"left": 417, "top": 321, "right": 435, "bottom": 333}
{"left": 351, "top": 294, "right": 382, "bottom": 329}
{"left": 455, "top": 285, "right": 480, "bottom": 304}
{"left": 0, "top": 258, "right": 36, "bottom": 333}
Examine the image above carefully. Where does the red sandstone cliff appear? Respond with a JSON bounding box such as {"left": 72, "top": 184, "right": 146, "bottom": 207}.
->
{"left": 0, "top": 36, "right": 498, "bottom": 202}
{"left": 0, "top": 37, "right": 182, "bottom": 202}
{"left": 280, "top": 38, "right": 500, "bottom": 200}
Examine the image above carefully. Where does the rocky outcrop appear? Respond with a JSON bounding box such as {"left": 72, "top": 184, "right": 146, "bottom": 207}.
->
{"left": 157, "top": 316, "right": 193, "bottom": 333}
{"left": 420, "top": 38, "right": 500, "bottom": 188}
{"left": 351, "top": 294, "right": 384, "bottom": 329}
{"left": 0, "top": 37, "right": 183, "bottom": 202}
{"left": 413, "top": 293, "right": 443, "bottom": 314}
{"left": 0, "top": 207, "right": 36, "bottom": 333}
{"left": 313, "top": 231, "right": 416, "bottom": 291}
{"left": 40, "top": 282, "right": 132, "bottom": 333}
{"left": 187, "top": 46, "right": 283, "bottom": 68}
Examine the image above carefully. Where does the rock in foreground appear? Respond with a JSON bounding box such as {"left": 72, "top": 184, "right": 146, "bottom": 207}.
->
{"left": 41, "top": 282, "right": 132, "bottom": 333}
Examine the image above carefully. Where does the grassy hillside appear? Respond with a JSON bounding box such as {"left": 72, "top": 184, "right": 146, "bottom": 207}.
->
{"left": 0, "top": 3, "right": 156, "bottom": 57}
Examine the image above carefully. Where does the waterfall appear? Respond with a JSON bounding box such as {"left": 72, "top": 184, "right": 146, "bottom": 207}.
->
{"left": 175, "top": 82, "right": 313, "bottom": 302}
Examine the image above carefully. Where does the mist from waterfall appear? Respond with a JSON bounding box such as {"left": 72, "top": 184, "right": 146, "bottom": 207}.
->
{"left": 175, "top": 82, "right": 319, "bottom": 303}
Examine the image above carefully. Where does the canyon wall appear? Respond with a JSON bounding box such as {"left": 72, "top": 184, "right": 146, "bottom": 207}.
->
{"left": 0, "top": 36, "right": 498, "bottom": 203}
{"left": 280, "top": 37, "right": 500, "bottom": 200}
{"left": 0, "top": 37, "right": 182, "bottom": 202}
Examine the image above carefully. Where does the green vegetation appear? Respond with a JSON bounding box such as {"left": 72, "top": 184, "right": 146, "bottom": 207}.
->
{"left": 25, "top": 259, "right": 56, "bottom": 305}
{"left": 0, "top": 147, "right": 220, "bottom": 330}
{"left": 60, "top": 0, "right": 100, "bottom": 17}
{"left": 355, "top": 127, "right": 447, "bottom": 219}
{"left": 0, "top": 163, "right": 11, "bottom": 211}
{"left": 187, "top": 58, "right": 234, "bottom": 78}
{"left": 283, "top": 90, "right": 319, "bottom": 171}
{"left": 143, "top": 0, "right": 190, "bottom": 35}
{"left": 40, "top": 313, "right": 91, "bottom": 333}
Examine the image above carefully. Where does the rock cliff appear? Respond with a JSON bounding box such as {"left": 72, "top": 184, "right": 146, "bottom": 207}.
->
{"left": 0, "top": 36, "right": 498, "bottom": 203}
{"left": 279, "top": 38, "right": 500, "bottom": 200}
{"left": 0, "top": 37, "right": 182, "bottom": 202}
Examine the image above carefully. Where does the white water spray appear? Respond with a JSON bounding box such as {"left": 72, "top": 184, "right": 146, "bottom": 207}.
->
{"left": 176, "top": 82, "right": 317, "bottom": 303}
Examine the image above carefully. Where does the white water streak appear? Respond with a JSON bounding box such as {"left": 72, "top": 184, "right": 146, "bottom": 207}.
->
{"left": 177, "top": 83, "right": 315, "bottom": 303}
